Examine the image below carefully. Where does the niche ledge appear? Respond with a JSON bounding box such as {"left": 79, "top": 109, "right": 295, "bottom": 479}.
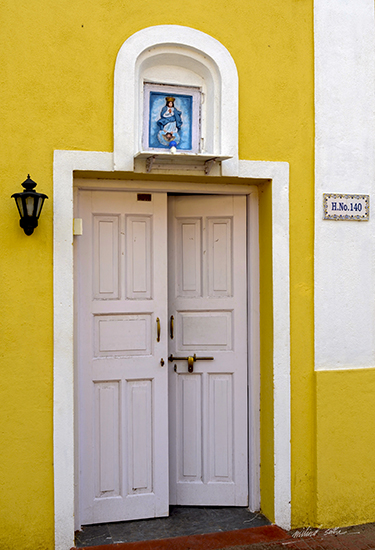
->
{"left": 134, "top": 151, "right": 231, "bottom": 175}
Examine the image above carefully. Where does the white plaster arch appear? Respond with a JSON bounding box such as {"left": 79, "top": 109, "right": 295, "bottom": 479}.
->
{"left": 114, "top": 25, "right": 239, "bottom": 175}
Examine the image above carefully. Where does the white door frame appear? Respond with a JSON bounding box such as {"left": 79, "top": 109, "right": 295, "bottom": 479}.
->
{"left": 53, "top": 150, "right": 290, "bottom": 550}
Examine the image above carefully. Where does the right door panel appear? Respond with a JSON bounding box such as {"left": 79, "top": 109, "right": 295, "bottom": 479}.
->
{"left": 168, "top": 195, "right": 248, "bottom": 506}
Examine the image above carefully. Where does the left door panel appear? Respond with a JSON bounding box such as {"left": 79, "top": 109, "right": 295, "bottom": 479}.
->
{"left": 76, "top": 190, "right": 168, "bottom": 525}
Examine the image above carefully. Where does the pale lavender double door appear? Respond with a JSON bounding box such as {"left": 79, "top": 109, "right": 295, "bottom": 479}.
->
{"left": 76, "top": 190, "right": 248, "bottom": 525}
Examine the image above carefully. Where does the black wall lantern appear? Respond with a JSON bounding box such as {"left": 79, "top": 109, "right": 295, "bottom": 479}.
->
{"left": 12, "top": 175, "right": 48, "bottom": 235}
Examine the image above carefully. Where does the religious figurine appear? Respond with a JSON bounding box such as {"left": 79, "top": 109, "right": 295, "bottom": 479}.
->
{"left": 157, "top": 97, "right": 183, "bottom": 147}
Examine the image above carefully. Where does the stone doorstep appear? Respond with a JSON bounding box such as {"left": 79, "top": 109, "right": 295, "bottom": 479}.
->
{"left": 73, "top": 523, "right": 375, "bottom": 550}
{"left": 72, "top": 524, "right": 289, "bottom": 550}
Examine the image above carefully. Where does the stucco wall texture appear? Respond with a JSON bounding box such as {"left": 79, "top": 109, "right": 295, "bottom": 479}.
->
{"left": 1, "top": 0, "right": 354, "bottom": 548}
{"left": 316, "top": 370, "right": 375, "bottom": 527}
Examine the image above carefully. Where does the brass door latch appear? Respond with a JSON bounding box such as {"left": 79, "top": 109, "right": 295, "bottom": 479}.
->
{"left": 168, "top": 353, "right": 214, "bottom": 373}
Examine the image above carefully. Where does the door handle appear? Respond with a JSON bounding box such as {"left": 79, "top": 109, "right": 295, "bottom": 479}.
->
{"left": 156, "top": 317, "right": 161, "bottom": 342}
{"left": 170, "top": 315, "right": 174, "bottom": 339}
{"left": 168, "top": 353, "right": 214, "bottom": 373}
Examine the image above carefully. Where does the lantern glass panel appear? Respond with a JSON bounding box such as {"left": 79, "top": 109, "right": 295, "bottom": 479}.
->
{"left": 16, "top": 196, "right": 24, "bottom": 217}
{"left": 25, "top": 196, "right": 35, "bottom": 217}
{"left": 36, "top": 197, "right": 44, "bottom": 218}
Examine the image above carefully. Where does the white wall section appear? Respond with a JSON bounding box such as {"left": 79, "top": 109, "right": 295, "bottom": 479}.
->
{"left": 240, "top": 161, "right": 291, "bottom": 528}
{"left": 314, "top": 0, "right": 375, "bottom": 370}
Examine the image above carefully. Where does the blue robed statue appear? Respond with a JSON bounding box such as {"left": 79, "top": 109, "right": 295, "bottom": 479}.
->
{"left": 157, "top": 96, "right": 183, "bottom": 147}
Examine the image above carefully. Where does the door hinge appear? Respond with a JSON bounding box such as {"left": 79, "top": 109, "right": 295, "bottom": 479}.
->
{"left": 73, "top": 218, "right": 83, "bottom": 236}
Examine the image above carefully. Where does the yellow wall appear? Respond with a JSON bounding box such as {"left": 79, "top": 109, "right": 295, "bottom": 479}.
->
{"left": 0, "top": 0, "right": 314, "bottom": 547}
{"left": 316, "top": 369, "right": 375, "bottom": 527}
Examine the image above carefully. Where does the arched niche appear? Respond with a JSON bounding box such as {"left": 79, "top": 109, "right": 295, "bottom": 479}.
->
{"left": 114, "top": 25, "right": 239, "bottom": 175}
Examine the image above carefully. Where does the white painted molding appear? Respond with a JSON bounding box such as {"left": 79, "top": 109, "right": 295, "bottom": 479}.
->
{"left": 114, "top": 25, "right": 239, "bottom": 176}
{"left": 53, "top": 151, "right": 114, "bottom": 550}
{"left": 240, "top": 161, "right": 291, "bottom": 529}
{"left": 314, "top": 0, "right": 375, "bottom": 370}
{"left": 53, "top": 152, "right": 290, "bottom": 549}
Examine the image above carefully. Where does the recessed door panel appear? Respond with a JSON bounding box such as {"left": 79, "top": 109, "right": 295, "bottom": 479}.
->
{"left": 93, "top": 215, "right": 120, "bottom": 299}
{"left": 208, "top": 218, "right": 232, "bottom": 297}
{"left": 94, "top": 381, "right": 121, "bottom": 498}
{"left": 177, "top": 310, "right": 232, "bottom": 350}
{"left": 178, "top": 374, "right": 202, "bottom": 480}
{"left": 94, "top": 314, "right": 151, "bottom": 357}
{"left": 127, "top": 380, "right": 153, "bottom": 494}
{"left": 177, "top": 218, "right": 202, "bottom": 296}
{"left": 126, "top": 215, "right": 152, "bottom": 299}
{"left": 208, "top": 374, "right": 233, "bottom": 481}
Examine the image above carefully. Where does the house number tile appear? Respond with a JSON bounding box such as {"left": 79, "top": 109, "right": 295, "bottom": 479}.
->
{"left": 323, "top": 193, "right": 369, "bottom": 221}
